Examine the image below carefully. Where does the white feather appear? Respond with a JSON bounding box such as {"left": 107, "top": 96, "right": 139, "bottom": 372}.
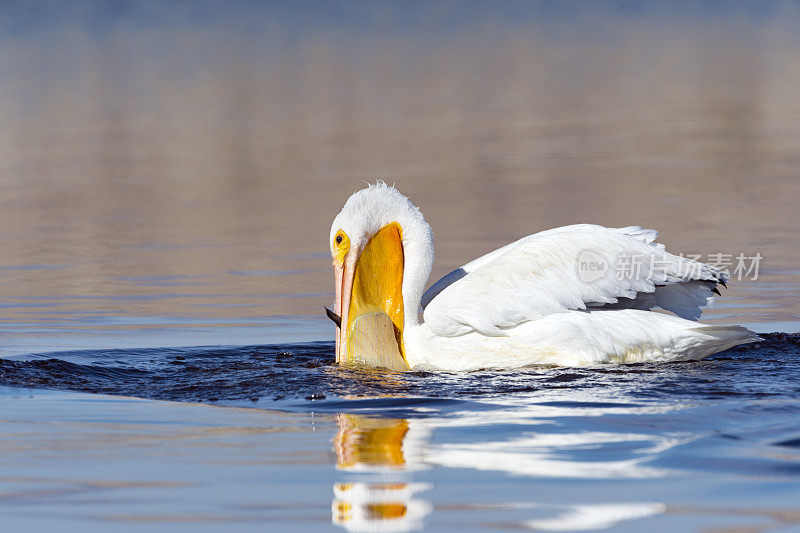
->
{"left": 422, "top": 225, "right": 727, "bottom": 337}
{"left": 331, "top": 184, "right": 756, "bottom": 370}
{"left": 405, "top": 309, "right": 758, "bottom": 370}
{"left": 331, "top": 181, "right": 434, "bottom": 329}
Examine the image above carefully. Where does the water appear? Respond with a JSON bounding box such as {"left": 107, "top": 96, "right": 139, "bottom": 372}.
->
{"left": 2, "top": 335, "right": 800, "bottom": 530}
{"left": 2, "top": 334, "right": 800, "bottom": 404}
{"left": 1, "top": 1, "right": 800, "bottom": 531}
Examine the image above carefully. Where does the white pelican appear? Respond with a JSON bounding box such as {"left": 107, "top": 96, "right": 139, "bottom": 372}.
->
{"left": 327, "top": 182, "right": 758, "bottom": 371}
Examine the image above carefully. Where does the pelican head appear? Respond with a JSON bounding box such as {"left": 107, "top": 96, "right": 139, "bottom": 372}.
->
{"left": 328, "top": 182, "right": 433, "bottom": 370}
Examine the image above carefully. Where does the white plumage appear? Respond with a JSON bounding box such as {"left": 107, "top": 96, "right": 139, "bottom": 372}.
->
{"left": 330, "top": 183, "right": 758, "bottom": 370}
{"left": 421, "top": 224, "right": 727, "bottom": 337}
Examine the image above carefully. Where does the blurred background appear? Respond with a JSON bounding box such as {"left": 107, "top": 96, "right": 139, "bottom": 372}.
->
{"left": 1, "top": 0, "right": 799, "bottom": 354}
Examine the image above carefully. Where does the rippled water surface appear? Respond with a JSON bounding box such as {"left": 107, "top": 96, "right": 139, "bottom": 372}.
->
{"left": 2, "top": 1, "right": 800, "bottom": 531}
{"left": 2, "top": 334, "right": 800, "bottom": 531}
{"left": 1, "top": 334, "right": 799, "bottom": 404}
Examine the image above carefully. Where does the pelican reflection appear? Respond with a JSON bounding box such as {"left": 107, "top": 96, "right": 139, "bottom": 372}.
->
{"left": 330, "top": 401, "right": 679, "bottom": 531}
{"left": 332, "top": 414, "right": 431, "bottom": 532}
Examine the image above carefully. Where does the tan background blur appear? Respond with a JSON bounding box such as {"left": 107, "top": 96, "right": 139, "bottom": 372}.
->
{"left": 1, "top": 1, "right": 798, "bottom": 351}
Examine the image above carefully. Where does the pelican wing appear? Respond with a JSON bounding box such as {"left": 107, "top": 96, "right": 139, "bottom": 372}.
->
{"left": 421, "top": 225, "right": 727, "bottom": 337}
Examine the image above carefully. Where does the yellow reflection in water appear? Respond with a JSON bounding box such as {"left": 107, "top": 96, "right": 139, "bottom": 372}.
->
{"left": 331, "top": 414, "right": 431, "bottom": 532}
{"left": 334, "top": 414, "right": 409, "bottom": 469}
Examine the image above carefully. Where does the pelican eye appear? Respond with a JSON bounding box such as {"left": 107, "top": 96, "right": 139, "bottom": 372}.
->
{"left": 333, "top": 230, "right": 350, "bottom": 264}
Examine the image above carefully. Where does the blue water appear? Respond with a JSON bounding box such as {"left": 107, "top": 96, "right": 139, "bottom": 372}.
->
{"left": 1, "top": 335, "right": 800, "bottom": 531}
{"left": 1, "top": 0, "right": 800, "bottom": 529}
{"left": 2, "top": 334, "right": 800, "bottom": 406}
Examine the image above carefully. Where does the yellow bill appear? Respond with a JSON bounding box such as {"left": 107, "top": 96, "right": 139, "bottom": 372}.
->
{"left": 332, "top": 222, "right": 409, "bottom": 371}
